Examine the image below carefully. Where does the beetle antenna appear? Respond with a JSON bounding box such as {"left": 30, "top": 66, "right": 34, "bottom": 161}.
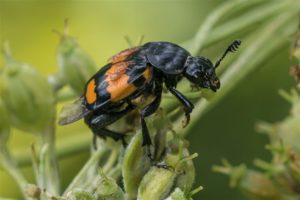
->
{"left": 214, "top": 39, "right": 241, "bottom": 69}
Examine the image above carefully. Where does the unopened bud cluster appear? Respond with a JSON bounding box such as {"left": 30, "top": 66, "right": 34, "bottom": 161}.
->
{"left": 215, "top": 90, "right": 300, "bottom": 200}
{"left": 61, "top": 130, "right": 199, "bottom": 200}
{"left": 55, "top": 21, "right": 96, "bottom": 94}
{"left": 0, "top": 46, "right": 55, "bottom": 133}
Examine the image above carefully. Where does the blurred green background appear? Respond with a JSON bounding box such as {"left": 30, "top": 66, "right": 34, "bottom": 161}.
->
{"left": 0, "top": 0, "right": 295, "bottom": 199}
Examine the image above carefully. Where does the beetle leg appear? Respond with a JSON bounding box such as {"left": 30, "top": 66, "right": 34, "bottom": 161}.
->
{"left": 95, "top": 128, "right": 128, "bottom": 147}
{"left": 168, "top": 87, "right": 194, "bottom": 127}
{"left": 85, "top": 104, "right": 136, "bottom": 149}
{"left": 140, "top": 92, "right": 162, "bottom": 160}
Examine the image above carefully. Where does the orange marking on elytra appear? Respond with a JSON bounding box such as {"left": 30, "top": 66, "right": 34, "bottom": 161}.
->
{"left": 85, "top": 79, "right": 97, "bottom": 104}
{"left": 105, "top": 62, "right": 137, "bottom": 102}
{"left": 108, "top": 47, "right": 139, "bottom": 63}
{"left": 143, "top": 67, "right": 151, "bottom": 81}
{"left": 106, "top": 62, "right": 128, "bottom": 81}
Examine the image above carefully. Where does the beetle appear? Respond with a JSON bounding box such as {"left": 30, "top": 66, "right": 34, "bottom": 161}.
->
{"left": 59, "top": 40, "right": 241, "bottom": 156}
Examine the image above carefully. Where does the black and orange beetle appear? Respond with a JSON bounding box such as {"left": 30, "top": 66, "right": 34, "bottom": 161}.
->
{"left": 59, "top": 40, "right": 241, "bottom": 153}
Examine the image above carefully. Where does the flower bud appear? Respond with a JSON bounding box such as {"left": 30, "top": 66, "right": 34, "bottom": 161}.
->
{"left": 164, "top": 188, "right": 187, "bottom": 200}
{"left": 256, "top": 96, "right": 300, "bottom": 153}
{"left": 122, "top": 133, "right": 151, "bottom": 200}
{"left": 65, "top": 189, "right": 96, "bottom": 200}
{"left": 214, "top": 162, "right": 281, "bottom": 200}
{"left": 137, "top": 166, "right": 177, "bottom": 200}
{"left": 56, "top": 21, "right": 96, "bottom": 94}
{"left": 174, "top": 149, "right": 196, "bottom": 191}
{"left": 164, "top": 137, "right": 197, "bottom": 191}
{"left": 0, "top": 47, "right": 55, "bottom": 133}
{"left": 275, "top": 116, "right": 300, "bottom": 152}
{"left": 239, "top": 170, "right": 281, "bottom": 200}
{"left": 138, "top": 142, "right": 197, "bottom": 200}
{"left": 95, "top": 174, "right": 124, "bottom": 200}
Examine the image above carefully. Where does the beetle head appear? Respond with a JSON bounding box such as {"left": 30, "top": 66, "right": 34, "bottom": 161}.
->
{"left": 183, "top": 39, "right": 242, "bottom": 92}
{"left": 184, "top": 56, "right": 220, "bottom": 92}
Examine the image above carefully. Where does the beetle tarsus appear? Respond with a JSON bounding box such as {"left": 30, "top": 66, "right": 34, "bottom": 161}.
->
{"left": 182, "top": 112, "right": 191, "bottom": 128}
{"left": 154, "top": 163, "right": 172, "bottom": 170}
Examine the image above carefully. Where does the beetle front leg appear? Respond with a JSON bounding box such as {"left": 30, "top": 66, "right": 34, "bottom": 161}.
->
{"left": 168, "top": 87, "right": 194, "bottom": 127}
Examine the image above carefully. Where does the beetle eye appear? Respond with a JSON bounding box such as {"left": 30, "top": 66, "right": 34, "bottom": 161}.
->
{"left": 185, "top": 56, "right": 194, "bottom": 65}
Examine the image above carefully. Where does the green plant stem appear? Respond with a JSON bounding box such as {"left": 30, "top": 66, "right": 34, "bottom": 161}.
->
{"left": 189, "top": 186, "right": 204, "bottom": 197}
{"left": 107, "top": 164, "right": 122, "bottom": 180}
{"left": 38, "top": 123, "right": 60, "bottom": 196}
{"left": 188, "top": 0, "right": 263, "bottom": 55}
{"left": 102, "top": 149, "right": 118, "bottom": 174}
{"left": 56, "top": 87, "right": 77, "bottom": 102}
{"left": 1, "top": 41, "right": 14, "bottom": 64}
{"left": 177, "top": 13, "right": 295, "bottom": 136}
{"left": 48, "top": 74, "right": 65, "bottom": 92}
{"left": 183, "top": 0, "right": 293, "bottom": 49}
{"left": 11, "top": 132, "right": 90, "bottom": 167}
{"left": 30, "top": 144, "right": 40, "bottom": 187}
{"left": 63, "top": 149, "right": 105, "bottom": 195}
{"left": 0, "top": 147, "right": 29, "bottom": 200}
